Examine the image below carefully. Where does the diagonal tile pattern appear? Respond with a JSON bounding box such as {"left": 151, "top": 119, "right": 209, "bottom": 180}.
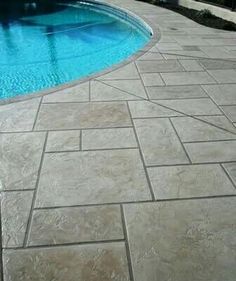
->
{"left": 1, "top": 0, "right": 236, "bottom": 280}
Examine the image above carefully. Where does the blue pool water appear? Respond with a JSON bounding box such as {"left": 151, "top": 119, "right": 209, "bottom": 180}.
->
{"left": 0, "top": 2, "right": 151, "bottom": 99}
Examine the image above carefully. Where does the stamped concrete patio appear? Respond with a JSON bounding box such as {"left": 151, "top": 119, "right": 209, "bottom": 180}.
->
{"left": 1, "top": 0, "right": 236, "bottom": 280}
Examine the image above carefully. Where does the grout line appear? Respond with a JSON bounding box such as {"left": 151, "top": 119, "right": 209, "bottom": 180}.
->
{"left": 32, "top": 194, "right": 236, "bottom": 211}
{"left": 80, "top": 130, "right": 82, "bottom": 151}
{"left": 220, "top": 164, "right": 236, "bottom": 190}
{"left": 169, "top": 118, "right": 192, "bottom": 164}
{"left": 0, "top": 126, "right": 134, "bottom": 134}
{"left": 182, "top": 139, "right": 236, "bottom": 144}
{"left": 4, "top": 239, "right": 126, "bottom": 251}
{"left": 120, "top": 205, "right": 135, "bottom": 281}
{"left": 23, "top": 132, "right": 48, "bottom": 247}
{"left": 126, "top": 101, "right": 155, "bottom": 201}
{"left": 45, "top": 147, "right": 138, "bottom": 154}
{"left": 32, "top": 97, "right": 43, "bottom": 131}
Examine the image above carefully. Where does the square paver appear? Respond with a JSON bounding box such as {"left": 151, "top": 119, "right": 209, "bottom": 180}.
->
{"left": 1, "top": 191, "right": 33, "bottom": 248}
{"left": 82, "top": 128, "right": 137, "bottom": 150}
{"left": 146, "top": 85, "right": 207, "bottom": 100}
{"left": 171, "top": 116, "right": 236, "bottom": 142}
{"left": 148, "top": 164, "right": 236, "bottom": 199}
{"left": 136, "top": 60, "right": 184, "bottom": 73}
{"left": 35, "top": 102, "right": 131, "bottom": 130}
{"left": 221, "top": 106, "right": 236, "bottom": 122}
{"left": 184, "top": 140, "right": 236, "bottom": 163}
{"left": 3, "top": 242, "right": 130, "bottom": 281}
{"left": 0, "top": 132, "right": 46, "bottom": 190}
{"left": 46, "top": 130, "right": 81, "bottom": 152}
{"left": 0, "top": 98, "right": 40, "bottom": 132}
{"left": 140, "top": 73, "right": 164, "bottom": 87}
{"left": 134, "top": 118, "right": 189, "bottom": 166}
{"left": 35, "top": 149, "right": 151, "bottom": 207}
{"left": 160, "top": 71, "right": 215, "bottom": 85}
{"left": 42, "top": 82, "right": 89, "bottom": 103}
{"left": 28, "top": 205, "right": 123, "bottom": 246}
{"left": 156, "top": 98, "right": 221, "bottom": 115}
{"left": 124, "top": 198, "right": 236, "bottom": 281}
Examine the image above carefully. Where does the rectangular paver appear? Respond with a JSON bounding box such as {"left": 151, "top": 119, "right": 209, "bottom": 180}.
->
{"left": 146, "top": 85, "right": 207, "bottom": 100}
{"left": 148, "top": 164, "right": 236, "bottom": 199}
{"left": 124, "top": 198, "right": 236, "bottom": 281}
{"left": 134, "top": 118, "right": 189, "bottom": 166}
{"left": 46, "top": 130, "right": 81, "bottom": 152}
{"left": 35, "top": 102, "right": 131, "bottom": 130}
{"left": 160, "top": 71, "right": 216, "bottom": 85}
{"left": 1, "top": 191, "right": 33, "bottom": 248}
{"left": 136, "top": 60, "right": 184, "bottom": 73}
{"left": 28, "top": 205, "right": 123, "bottom": 246}
{"left": 171, "top": 116, "right": 236, "bottom": 142}
{"left": 184, "top": 140, "right": 236, "bottom": 163}
{"left": 0, "top": 98, "right": 40, "bottom": 132}
{"left": 202, "top": 84, "right": 236, "bottom": 105}
{"left": 35, "top": 149, "right": 151, "bottom": 207}
{"left": 0, "top": 132, "right": 46, "bottom": 191}
{"left": 3, "top": 242, "right": 130, "bottom": 281}
{"left": 82, "top": 128, "right": 137, "bottom": 150}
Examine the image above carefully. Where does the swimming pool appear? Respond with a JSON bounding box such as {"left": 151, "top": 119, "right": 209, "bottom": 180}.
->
{"left": 0, "top": 1, "right": 152, "bottom": 100}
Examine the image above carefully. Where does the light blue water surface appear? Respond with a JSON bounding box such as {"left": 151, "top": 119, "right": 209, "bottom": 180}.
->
{"left": 0, "top": 2, "right": 151, "bottom": 99}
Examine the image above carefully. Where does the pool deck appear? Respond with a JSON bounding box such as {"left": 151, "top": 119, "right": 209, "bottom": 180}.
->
{"left": 1, "top": 0, "right": 236, "bottom": 280}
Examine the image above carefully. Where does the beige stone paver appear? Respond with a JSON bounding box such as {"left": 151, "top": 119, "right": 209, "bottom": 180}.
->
{"left": 1, "top": 0, "right": 236, "bottom": 280}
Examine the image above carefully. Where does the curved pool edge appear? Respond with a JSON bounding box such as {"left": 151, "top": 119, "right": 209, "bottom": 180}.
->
{"left": 0, "top": 0, "right": 161, "bottom": 105}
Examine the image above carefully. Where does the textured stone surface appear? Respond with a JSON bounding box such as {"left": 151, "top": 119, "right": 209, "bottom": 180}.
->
{"left": 148, "top": 164, "right": 236, "bottom": 199}
{"left": 134, "top": 118, "right": 189, "bottom": 166}
{"left": 1, "top": 191, "right": 33, "bottom": 248}
{"left": 171, "top": 117, "right": 236, "bottom": 142}
{"left": 0, "top": 132, "right": 45, "bottom": 190}
{"left": 156, "top": 98, "right": 221, "bottom": 116}
{"left": 197, "top": 115, "right": 236, "bottom": 134}
{"left": 136, "top": 60, "right": 184, "bottom": 73}
{"left": 140, "top": 73, "right": 164, "bottom": 87}
{"left": 202, "top": 84, "right": 236, "bottom": 105}
{"left": 223, "top": 162, "right": 236, "bottom": 186}
{"left": 179, "top": 60, "right": 203, "bottom": 71}
{"left": 221, "top": 106, "right": 236, "bottom": 122}
{"left": 91, "top": 79, "right": 147, "bottom": 100}
{"left": 35, "top": 102, "right": 131, "bottom": 130}
{"left": 124, "top": 198, "right": 236, "bottom": 281}
{"left": 3, "top": 242, "right": 130, "bottom": 281}
{"left": 98, "top": 62, "right": 139, "bottom": 80}
{"left": 0, "top": 98, "right": 40, "bottom": 132}
{"left": 42, "top": 82, "right": 89, "bottom": 103}
{"left": 184, "top": 140, "right": 236, "bottom": 163}
{"left": 207, "top": 69, "right": 236, "bottom": 83}
{"left": 146, "top": 85, "right": 207, "bottom": 100}
{"left": 82, "top": 128, "right": 137, "bottom": 150}
{"left": 28, "top": 206, "right": 123, "bottom": 246}
{"left": 128, "top": 101, "right": 181, "bottom": 118}
{"left": 160, "top": 71, "right": 215, "bottom": 85}
{"left": 46, "top": 130, "right": 80, "bottom": 152}
{"left": 36, "top": 149, "right": 151, "bottom": 207}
